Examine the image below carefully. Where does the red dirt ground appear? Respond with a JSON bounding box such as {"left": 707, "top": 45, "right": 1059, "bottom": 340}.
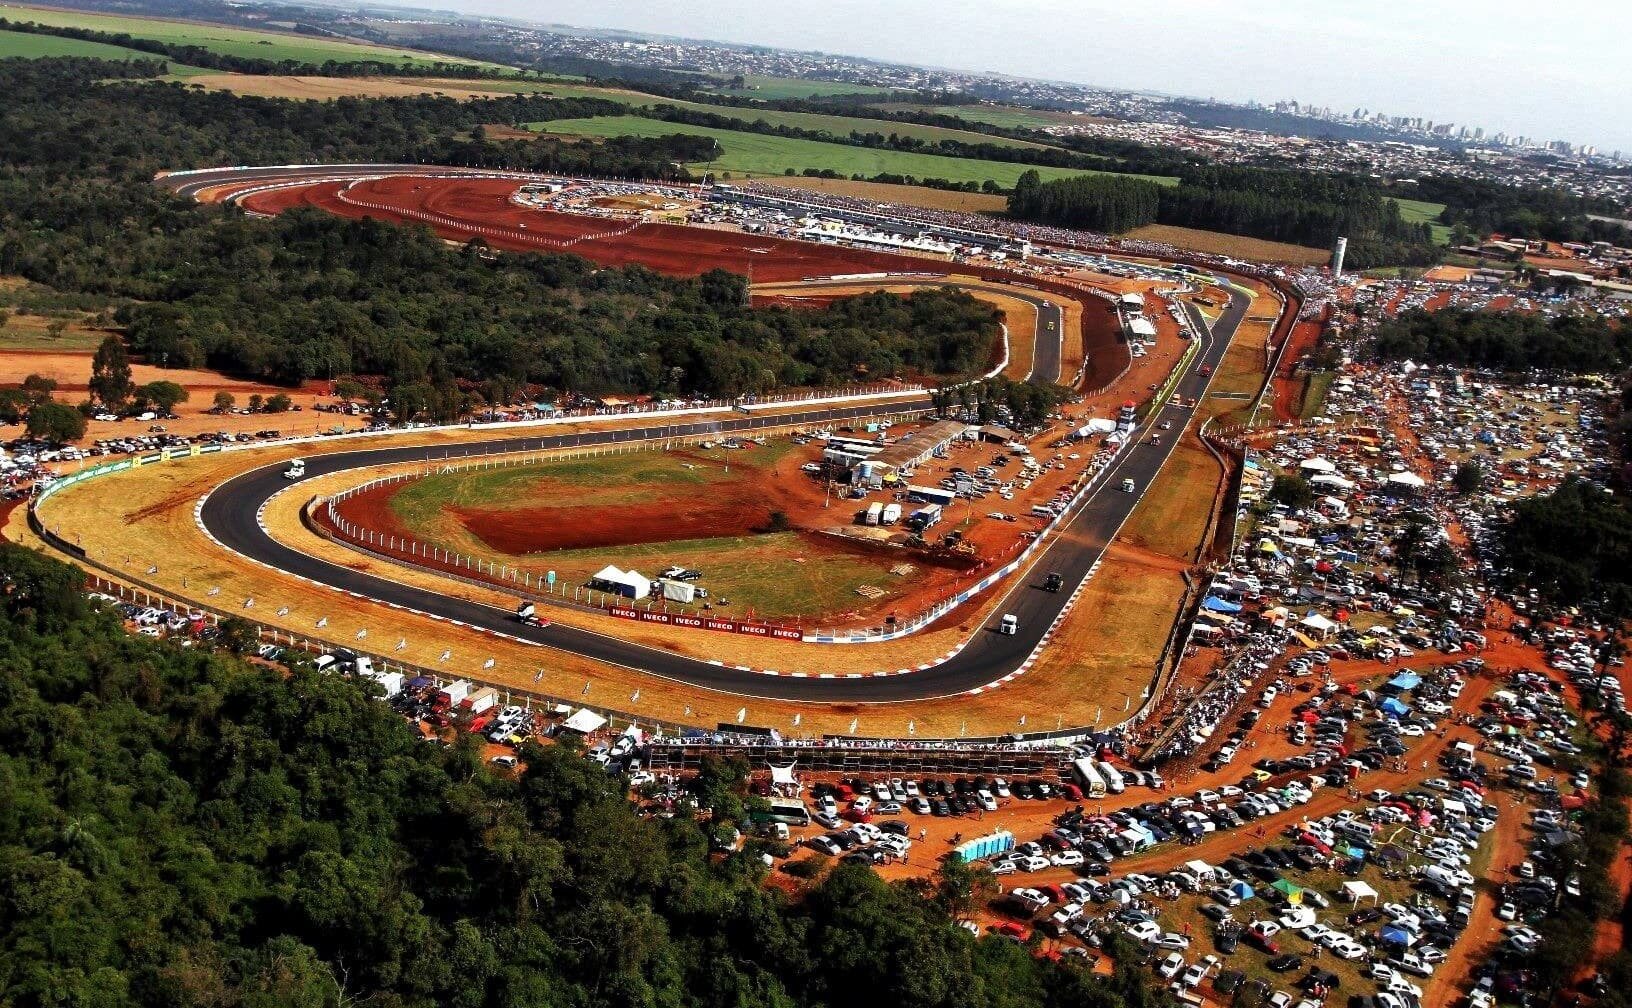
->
{"left": 341, "top": 448, "right": 813, "bottom": 554}
{"left": 1271, "top": 318, "right": 1327, "bottom": 422}
{"left": 235, "top": 175, "right": 1128, "bottom": 390}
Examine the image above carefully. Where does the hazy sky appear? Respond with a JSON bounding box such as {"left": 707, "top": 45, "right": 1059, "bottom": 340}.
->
{"left": 435, "top": 0, "right": 1632, "bottom": 152}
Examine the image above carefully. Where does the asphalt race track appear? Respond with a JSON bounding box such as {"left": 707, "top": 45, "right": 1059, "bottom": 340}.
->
{"left": 200, "top": 290, "right": 1247, "bottom": 705}
{"left": 160, "top": 164, "right": 1257, "bottom": 704}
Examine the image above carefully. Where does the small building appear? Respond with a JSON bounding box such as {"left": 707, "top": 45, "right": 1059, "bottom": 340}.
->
{"left": 1127, "top": 316, "right": 1157, "bottom": 339}
{"left": 866, "top": 420, "right": 967, "bottom": 475}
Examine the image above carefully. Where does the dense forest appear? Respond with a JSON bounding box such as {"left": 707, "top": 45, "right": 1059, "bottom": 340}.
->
{"left": 0, "top": 542, "right": 1168, "bottom": 1008}
{"left": 0, "top": 58, "right": 1001, "bottom": 412}
{"left": 1006, "top": 169, "right": 1438, "bottom": 267}
{"left": 1368, "top": 308, "right": 1631, "bottom": 373}
{"left": 1498, "top": 477, "right": 1632, "bottom": 617}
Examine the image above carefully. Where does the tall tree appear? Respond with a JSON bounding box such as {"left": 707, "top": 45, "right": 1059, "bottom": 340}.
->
{"left": 89, "top": 334, "right": 133, "bottom": 408}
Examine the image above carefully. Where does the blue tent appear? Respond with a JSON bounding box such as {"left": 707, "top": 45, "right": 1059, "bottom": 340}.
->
{"left": 1378, "top": 926, "right": 1413, "bottom": 946}
{"left": 1228, "top": 880, "right": 1255, "bottom": 901}
{"left": 1387, "top": 671, "right": 1422, "bottom": 691}
{"left": 1203, "top": 596, "right": 1243, "bottom": 614}
{"left": 1380, "top": 697, "right": 1410, "bottom": 717}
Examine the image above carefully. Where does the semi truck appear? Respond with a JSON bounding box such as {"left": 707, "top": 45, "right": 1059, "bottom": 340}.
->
{"left": 1044, "top": 571, "right": 1064, "bottom": 593}
{"left": 1072, "top": 757, "right": 1108, "bottom": 799}
{"left": 908, "top": 504, "right": 943, "bottom": 531}
{"left": 434, "top": 679, "right": 471, "bottom": 712}
{"left": 461, "top": 686, "right": 499, "bottom": 716}
{"left": 515, "top": 601, "right": 551, "bottom": 627}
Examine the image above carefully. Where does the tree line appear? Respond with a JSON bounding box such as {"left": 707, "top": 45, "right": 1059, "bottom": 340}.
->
{"left": 1368, "top": 308, "right": 1632, "bottom": 373}
{"left": 1007, "top": 169, "right": 1438, "bottom": 265}
{"left": 0, "top": 58, "right": 1003, "bottom": 420}
{"left": 0, "top": 541, "right": 1172, "bottom": 1008}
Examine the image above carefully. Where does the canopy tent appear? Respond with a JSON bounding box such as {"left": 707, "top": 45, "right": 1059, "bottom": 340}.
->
{"left": 1388, "top": 671, "right": 1423, "bottom": 691}
{"left": 1300, "top": 613, "right": 1340, "bottom": 640}
{"left": 1342, "top": 880, "right": 1380, "bottom": 904}
{"left": 1270, "top": 879, "right": 1304, "bottom": 904}
{"left": 1379, "top": 697, "right": 1411, "bottom": 717}
{"left": 560, "top": 708, "right": 608, "bottom": 735}
{"left": 1203, "top": 596, "right": 1244, "bottom": 614}
{"left": 769, "top": 762, "right": 799, "bottom": 788}
{"left": 590, "top": 564, "right": 650, "bottom": 600}
{"left": 1385, "top": 471, "right": 1427, "bottom": 491}
{"left": 1227, "top": 880, "right": 1255, "bottom": 901}
{"left": 1299, "top": 457, "right": 1338, "bottom": 473}
{"left": 1379, "top": 926, "right": 1415, "bottom": 947}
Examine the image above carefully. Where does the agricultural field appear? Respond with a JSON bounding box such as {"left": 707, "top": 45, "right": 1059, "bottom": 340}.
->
{"left": 0, "top": 3, "right": 489, "bottom": 67}
{"left": 626, "top": 98, "right": 1059, "bottom": 151}
{"left": 873, "top": 102, "right": 1084, "bottom": 130}
{"left": 180, "top": 73, "right": 553, "bottom": 101}
{"left": 0, "top": 26, "right": 201, "bottom": 70}
{"left": 478, "top": 80, "right": 1063, "bottom": 152}
{"left": 1125, "top": 224, "right": 1331, "bottom": 266}
{"left": 1392, "top": 197, "right": 1452, "bottom": 243}
{"left": 529, "top": 116, "right": 1174, "bottom": 188}
{"left": 699, "top": 74, "right": 894, "bottom": 100}
{"left": 764, "top": 175, "right": 1010, "bottom": 214}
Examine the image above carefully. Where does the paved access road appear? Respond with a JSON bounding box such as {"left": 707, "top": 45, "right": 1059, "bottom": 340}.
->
{"left": 200, "top": 288, "right": 1247, "bottom": 704}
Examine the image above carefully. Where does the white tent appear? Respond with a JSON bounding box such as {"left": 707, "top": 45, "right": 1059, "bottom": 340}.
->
{"left": 769, "top": 763, "right": 799, "bottom": 788}
{"left": 1127, "top": 316, "right": 1157, "bottom": 338}
{"left": 1386, "top": 471, "right": 1427, "bottom": 490}
{"left": 1299, "top": 457, "right": 1338, "bottom": 474}
{"left": 1300, "top": 613, "right": 1340, "bottom": 640}
{"left": 561, "top": 708, "right": 608, "bottom": 734}
{"left": 1310, "top": 473, "right": 1355, "bottom": 491}
{"left": 590, "top": 564, "right": 650, "bottom": 600}
{"left": 1342, "top": 880, "right": 1379, "bottom": 905}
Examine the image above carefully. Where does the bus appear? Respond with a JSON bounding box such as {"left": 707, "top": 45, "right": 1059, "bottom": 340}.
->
{"left": 1072, "top": 757, "right": 1107, "bottom": 799}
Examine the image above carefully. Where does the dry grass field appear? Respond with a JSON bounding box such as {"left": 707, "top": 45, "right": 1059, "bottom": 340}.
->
{"left": 750, "top": 177, "right": 1010, "bottom": 215}
{"left": 179, "top": 74, "right": 550, "bottom": 101}
{"left": 1125, "top": 224, "right": 1330, "bottom": 266}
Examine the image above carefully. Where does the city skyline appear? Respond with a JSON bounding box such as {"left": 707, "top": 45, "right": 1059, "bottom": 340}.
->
{"left": 443, "top": 0, "right": 1632, "bottom": 153}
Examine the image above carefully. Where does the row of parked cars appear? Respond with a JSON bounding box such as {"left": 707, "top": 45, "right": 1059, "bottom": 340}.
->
{"left": 809, "top": 774, "right": 1097, "bottom": 825}
{"left": 802, "top": 819, "right": 914, "bottom": 865}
